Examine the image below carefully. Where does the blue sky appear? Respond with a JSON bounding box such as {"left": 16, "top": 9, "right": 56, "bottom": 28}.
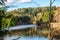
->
{"left": 6, "top": 0, "right": 60, "bottom": 11}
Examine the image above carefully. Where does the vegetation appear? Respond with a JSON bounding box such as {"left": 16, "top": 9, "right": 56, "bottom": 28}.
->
{"left": 0, "top": 1, "right": 60, "bottom": 40}
{"left": 0, "top": 5, "right": 59, "bottom": 38}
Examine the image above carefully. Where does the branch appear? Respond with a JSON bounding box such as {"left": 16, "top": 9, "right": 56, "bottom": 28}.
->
{"left": 32, "top": 0, "right": 40, "bottom": 6}
{"left": 51, "top": 0, "right": 56, "bottom": 5}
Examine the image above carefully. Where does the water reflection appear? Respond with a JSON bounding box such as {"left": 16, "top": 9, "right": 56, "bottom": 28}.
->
{"left": 4, "top": 35, "right": 48, "bottom": 40}
{"left": 18, "top": 36, "right": 48, "bottom": 40}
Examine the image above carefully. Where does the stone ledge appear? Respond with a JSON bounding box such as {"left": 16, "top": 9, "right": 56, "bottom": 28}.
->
{"left": 50, "top": 22, "right": 60, "bottom": 29}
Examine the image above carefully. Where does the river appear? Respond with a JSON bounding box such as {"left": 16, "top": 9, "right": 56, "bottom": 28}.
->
{"left": 4, "top": 35, "right": 48, "bottom": 40}
{"left": 4, "top": 25, "right": 59, "bottom": 40}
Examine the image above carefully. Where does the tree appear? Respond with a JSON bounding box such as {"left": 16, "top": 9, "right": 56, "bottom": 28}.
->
{"left": 0, "top": 0, "right": 7, "bottom": 30}
{"left": 48, "top": 0, "right": 56, "bottom": 40}
{"left": 17, "top": 16, "right": 32, "bottom": 24}
{"left": 0, "top": 0, "right": 7, "bottom": 5}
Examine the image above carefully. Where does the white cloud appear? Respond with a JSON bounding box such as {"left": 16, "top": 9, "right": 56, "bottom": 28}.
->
{"left": 7, "top": 0, "right": 15, "bottom": 3}
{"left": 20, "top": 0, "right": 31, "bottom": 3}
{"left": 6, "top": 0, "right": 32, "bottom": 6}
{"left": 6, "top": 0, "right": 15, "bottom": 6}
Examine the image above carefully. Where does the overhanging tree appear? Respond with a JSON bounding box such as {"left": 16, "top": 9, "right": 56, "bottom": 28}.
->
{"left": 48, "top": 0, "right": 56, "bottom": 40}
{"left": 0, "top": 0, "right": 7, "bottom": 30}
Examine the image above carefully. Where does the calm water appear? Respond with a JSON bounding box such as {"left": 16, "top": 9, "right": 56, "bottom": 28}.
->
{"left": 4, "top": 25, "right": 48, "bottom": 40}
{"left": 4, "top": 25, "right": 59, "bottom": 40}
{"left": 4, "top": 35, "right": 48, "bottom": 40}
{"left": 17, "top": 36, "right": 48, "bottom": 40}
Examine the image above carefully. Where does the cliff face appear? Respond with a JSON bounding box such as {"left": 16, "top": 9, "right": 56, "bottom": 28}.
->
{"left": 53, "top": 13, "right": 60, "bottom": 22}
{"left": 50, "top": 7, "right": 60, "bottom": 29}
{"left": 53, "top": 7, "right": 60, "bottom": 22}
{"left": 50, "top": 7, "right": 60, "bottom": 36}
{"left": 50, "top": 22, "right": 60, "bottom": 29}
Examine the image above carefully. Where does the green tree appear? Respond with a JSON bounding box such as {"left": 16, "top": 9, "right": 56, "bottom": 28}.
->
{"left": 0, "top": 0, "right": 7, "bottom": 5}
{"left": 42, "top": 12, "right": 49, "bottom": 22}
{"left": 0, "top": 0, "right": 8, "bottom": 30}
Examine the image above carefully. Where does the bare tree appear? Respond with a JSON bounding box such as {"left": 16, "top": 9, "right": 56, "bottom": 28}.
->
{"left": 48, "top": 0, "right": 56, "bottom": 40}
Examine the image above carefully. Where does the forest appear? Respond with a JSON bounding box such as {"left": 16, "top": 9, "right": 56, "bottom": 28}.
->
{"left": 0, "top": 6, "right": 57, "bottom": 36}
{"left": 0, "top": 6, "right": 56, "bottom": 29}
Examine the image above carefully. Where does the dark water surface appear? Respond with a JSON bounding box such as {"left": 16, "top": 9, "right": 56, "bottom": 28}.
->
{"left": 4, "top": 35, "right": 48, "bottom": 40}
